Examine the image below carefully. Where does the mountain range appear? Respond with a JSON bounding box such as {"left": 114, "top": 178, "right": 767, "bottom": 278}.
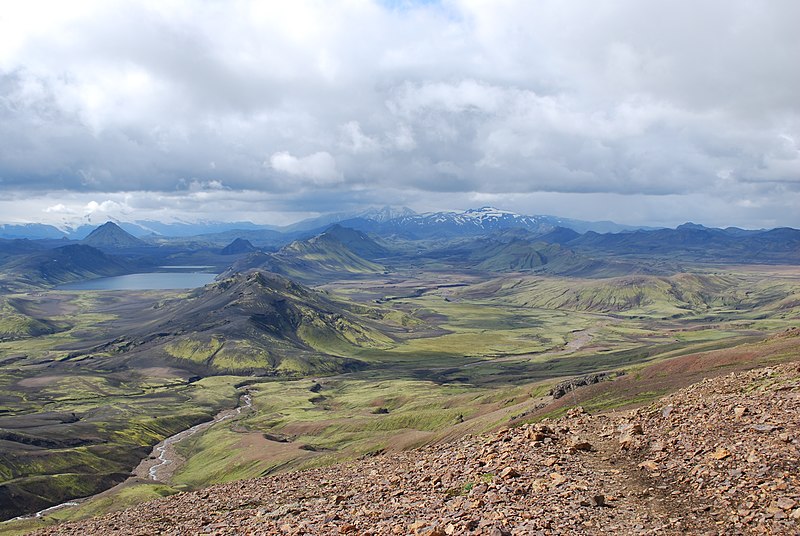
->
{"left": 0, "top": 206, "right": 656, "bottom": 241}
{"left": 2, "top": 208, "right": 799, "bottom": 528}
{"left": 2, "top": 212, "right": 799, "bottom": 294}
{"left": 4, "top": 207, "right": 797, "bottom": 266}
{"left": 571, "top": 223, "right": 800, "bottom": 263}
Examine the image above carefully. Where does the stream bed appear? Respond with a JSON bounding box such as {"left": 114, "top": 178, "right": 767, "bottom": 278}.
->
{"left": 6, "top": 391, "right": 253, "bottom": 522}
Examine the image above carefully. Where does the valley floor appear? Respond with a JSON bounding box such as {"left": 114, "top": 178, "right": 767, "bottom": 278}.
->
{"left": 2, "top": 264, "right": 800, "bottom": 532}
{"left": 26, "top": 357, "right": 800, "bottom": 535}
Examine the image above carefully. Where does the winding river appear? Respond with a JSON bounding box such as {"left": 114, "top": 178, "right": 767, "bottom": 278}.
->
{"left": 6, "top": 391, "right": 253, "bottom": 522}
{"left": 148, "top": 392, "right": 253, "bottom": 480}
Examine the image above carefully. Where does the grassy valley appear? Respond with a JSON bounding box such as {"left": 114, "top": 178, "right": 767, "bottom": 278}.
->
{"left": 0, "top": 219, "right": 799, "bottom": 534}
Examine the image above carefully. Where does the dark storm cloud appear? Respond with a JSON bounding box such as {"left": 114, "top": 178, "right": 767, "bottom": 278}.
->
{"left": 0, "top": 0, "right": 798, "bottom": 228}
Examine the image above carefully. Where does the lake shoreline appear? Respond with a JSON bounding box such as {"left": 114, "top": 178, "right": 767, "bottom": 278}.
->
{"left": 56, "top": 271, "right": 218, "bottom": 291}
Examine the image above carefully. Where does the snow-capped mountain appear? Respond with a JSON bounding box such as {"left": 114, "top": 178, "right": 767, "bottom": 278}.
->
{"left": 0, "top": 205, "right": 652, "bottom": 241}
{"left": 0, "top": 223, "right": 66, "bottom": 239}
{"left": 289, "top": 206, "right": 649, "bottom": 238}
{"left": 356, "top": 206, "right": 417, "bottom": 223}
{"left": 282, "top": 206, "right": 417, "bottom": 233}
{"left": 355, "top": 207, "right": 558, "bottom": 238}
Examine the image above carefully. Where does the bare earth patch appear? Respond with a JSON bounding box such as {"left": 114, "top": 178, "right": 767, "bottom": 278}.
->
{"left": 30, "top": 358, "right": 800, "bottom": 535}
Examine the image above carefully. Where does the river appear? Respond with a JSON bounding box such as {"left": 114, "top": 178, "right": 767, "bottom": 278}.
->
{"left": 147, "top": 392, "right": 253, "bottom": 481}
{"left": 6, "top": 391, "right": 253, "bottom": 522}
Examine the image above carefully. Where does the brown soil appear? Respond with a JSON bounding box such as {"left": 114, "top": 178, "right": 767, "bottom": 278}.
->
{"left": 527, "top": 327, "right": 800, "bottom": 419}
{"left": 30, "top": 355, "right": 800, "bottom": 535}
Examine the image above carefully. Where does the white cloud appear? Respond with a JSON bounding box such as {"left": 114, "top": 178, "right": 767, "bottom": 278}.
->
{"left": 43, "top": 203, "right": 72, "bottom": 214}
{"left": 84, "top": 199, "right": 129, "bottom": 215}
{"left": 184, "top": 179, "right": 226, "bottom": 192}
{"left": 268, "top": 151, "right": 343, "bottom": 185}
{"left": 0, "top": 0, "right": 798, "bottom": 227}
{"left": 340, "top": 121, "right": 379, "bottom": 153}
{"left": 390, "top": 124, "right": 416, "bottom": 151}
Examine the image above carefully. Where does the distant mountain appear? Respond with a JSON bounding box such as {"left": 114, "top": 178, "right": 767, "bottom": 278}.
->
{"left": 0, "top": 244, "right": 135, "bottom": 289}
{"left": 535, "top": 226, "right": 582, "bottom": 245}
{"left": 82, "top": 222, "right": 147, "bottom": 249}
{"left": 227, "top": 227, "right": 386, "bottom": 283}
{"left": 146, "top": 228, "right": 288, "bottom": 250}
{"left": 476, "top": 241, "right": 653, "bottom": 277}
{"left": 571, "top": 224, "right": 800, "bottom": 264}
{"left": 95, "top": 270, "right": 391, "bottom": 374}
{"left": 328, "top": 207, "right": 553, "bottom": 239}
{"left": 64, "top": 221, "right": 151, "bottom": 240}
{"left": 53, "top": 218, "right": 275, "bottom": 239}
{"left": 320, "top": 225, "right": 390, "bottom": 259}
{"left": 0, "top": 238, "right": 47, "bottom": 263}
{"left": 0, "top": 223, "right": 66, "bottom": 239}
{"left": 0, "top": 207, "right": 660, "bottom": 242}
{"left": 221, "top": 238, "right": 257, "bottom": 255}
{"left": 132, "top": 220, "right": 277, "bottom": 237}
{"left": 397, "top": 206, "right": 552, "bottom": 236}
{"left": 357, "top": 206, "right": 417, "bottom": 223}
{"left": 281, "top": 206, "right": 416, "bottom": 233}
{"left": 320, "top": 207, "right": 664, "bottom": 238}
{"left": 541, "top": 216, "right": 661, "bottom": 234}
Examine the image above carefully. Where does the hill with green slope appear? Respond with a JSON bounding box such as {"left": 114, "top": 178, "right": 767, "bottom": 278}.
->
{"left": 456, "top": 272, "right": 796, "bottom": 318}
{"left": 320, "top": 224, "right": 390, "bottom": 259}
{"left": 0, "top": 296, "right": 63, "bottom": 340}
{"left": 96, "top": 270, "right": 393, "bottom": 375}
{"left": 224, "top": 227, "right": 386, "bottom": 283}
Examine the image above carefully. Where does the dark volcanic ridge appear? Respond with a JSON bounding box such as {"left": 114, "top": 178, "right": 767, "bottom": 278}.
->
{"left": 0, "top": 244, "right": 135, "bottom": 289}
{"left": 221, "top": 238, "right": 257, "bottom": 255}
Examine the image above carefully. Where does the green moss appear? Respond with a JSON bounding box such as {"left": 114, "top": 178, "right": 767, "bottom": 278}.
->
{"left": 165, "top": 337, "right": 223, "bottom": 363}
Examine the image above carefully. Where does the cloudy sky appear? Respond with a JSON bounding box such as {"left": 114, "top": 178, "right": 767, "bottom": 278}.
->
{"left": 1, "top": 0, "right": 798, "bottom": 229}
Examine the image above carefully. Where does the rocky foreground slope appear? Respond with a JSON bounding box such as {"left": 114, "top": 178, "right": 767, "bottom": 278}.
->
{"left": 34, "top": 362, "right": 799, "bottom": 535}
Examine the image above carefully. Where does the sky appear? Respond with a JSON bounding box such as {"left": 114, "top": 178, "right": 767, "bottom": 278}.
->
{"left": 0, "top": 0, "right": 798, "bottom": 229}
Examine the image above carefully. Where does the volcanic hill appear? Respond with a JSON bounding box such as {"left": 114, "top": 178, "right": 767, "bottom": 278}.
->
{"left": 93, "top": 270, "right": 393, "bottom": 375}
{"left": 81, "top": 221, "right": 147, "bottom": 249}
{"left": 221, "top": 238, "right": 257, "bottom": 255}
{"left": 226, "top": 227, "right": 386, "bottom": 283}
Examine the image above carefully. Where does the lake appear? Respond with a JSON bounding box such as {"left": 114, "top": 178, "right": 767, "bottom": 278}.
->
{"left": 57, "top": 272, "right": 218, "bottom": 291}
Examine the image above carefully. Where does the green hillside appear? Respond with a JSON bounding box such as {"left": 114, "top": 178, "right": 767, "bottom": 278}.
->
{"left": 104, "top": 271, "right": 394, "bottom": 375}
{"left": 0, "top": 296, "right": 62, "bottom": 340}
{"left": 320, "top": 225, "right": 390, "bottom": 259}
{"left": 224, "top": 228, "right": 386, "bottom": 284}
{"left": 275, "top": 233, "right": 385, "bottom": 278}
{"left": 456, "top": 272, "right": 798, "bottom": 318}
